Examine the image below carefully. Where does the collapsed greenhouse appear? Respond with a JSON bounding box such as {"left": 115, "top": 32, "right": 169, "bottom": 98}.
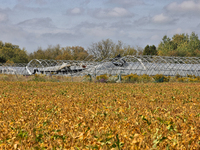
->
{"left": 0, "top": 55, "right": 200, "bottom": 77}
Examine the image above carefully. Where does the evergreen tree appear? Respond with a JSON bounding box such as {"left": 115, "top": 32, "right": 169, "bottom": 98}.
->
{"left": 143, "top": 45, "right": 157, "bottom": 55}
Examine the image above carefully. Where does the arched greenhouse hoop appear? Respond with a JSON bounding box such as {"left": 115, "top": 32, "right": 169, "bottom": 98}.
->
{"left": 0, "top": 55, "right": 200, "bottom": 77}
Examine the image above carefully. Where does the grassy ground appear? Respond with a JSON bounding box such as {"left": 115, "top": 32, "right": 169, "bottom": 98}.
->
{"left": 0, "top": 81, "right": 200, "bottom": 149}
{"left": 1, "top": 74, "right": 200, "bottom": 83}
{"left": 0, "top": 74, "right": 84, "bottom": 82}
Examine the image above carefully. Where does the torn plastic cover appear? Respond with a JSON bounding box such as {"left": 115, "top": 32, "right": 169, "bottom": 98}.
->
{"left": 112, "top": 54, "right": 126, "bottom": 67}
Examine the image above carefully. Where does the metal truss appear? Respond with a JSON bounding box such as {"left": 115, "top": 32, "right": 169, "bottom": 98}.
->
{"left": 0, "top": 55, "right": 200, "bottom": 77}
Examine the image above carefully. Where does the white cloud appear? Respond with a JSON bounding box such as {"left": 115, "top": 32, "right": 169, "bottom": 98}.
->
{"left": 0, "top": 12, "right": 7, "bottom": 22}
{"left": 80, "top": 0, "right": 90, "bottom": 5}
{"left": 167, "top": 28, "right": 183, "bottom": 36}
{"left": 111, "top": 20, "right": 133, "bottom": 28}
{"left": 71, "top": 8, "right": 81, "bottom": 14}
{"left": 152, "top": 13, "right": 170, "bottom": 23}
{"left": 150, "top": 35, "right": 160, "bottom": 41}
{"left": 107, "top": 0, "right": 145, "bottom": 7}
{"left": 17, "top": 17, "right": 55, "bottom": 28}
{"left": 66, "top": 7, "right": 84, "bottom": 15}
{"left": 93, "top": 7, "right": 133, "bottom": 18}
{"left": 17, "top": 0, "right": 47, "bottom": 5}
{"left": 80, "top": 26, "right": 117, "bottom": 37}
{"left": 152, "top": 13, "right": 177, "bottom": 24}
{"left": 166, "top": 1, "right": 200, "bottom": 13}
{"left": 133, "top": 17, "right": 151, "bottom": 27}
{"left": 0, "top": 24, "right": 36, "bottom": 49}
{"left": 13, "top": 4, "right": 44, "bottom": 13}
{"left": 1, "top": 0, "right": 200, "bottom": 53}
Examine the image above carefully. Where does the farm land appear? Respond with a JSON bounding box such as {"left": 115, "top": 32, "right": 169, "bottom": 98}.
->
{"left": 0, "top": 81, "right": 200, "bottom": 149}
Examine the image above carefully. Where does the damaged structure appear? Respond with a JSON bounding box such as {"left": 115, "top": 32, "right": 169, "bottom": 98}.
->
{"left": 0, "top": 55, "right": 200, "bottom": 77}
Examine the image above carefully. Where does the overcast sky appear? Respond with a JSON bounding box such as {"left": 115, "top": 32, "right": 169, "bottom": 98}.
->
{"left": 0, "top": 0, "right": 200, "bottom": 53}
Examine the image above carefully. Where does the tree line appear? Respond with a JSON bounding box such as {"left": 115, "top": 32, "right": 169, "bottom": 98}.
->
{"left": 0, "top": 32, "right": 200, "bottom": 63}
{"left": 0, "top": 41, "right": 29, "bottom": 63}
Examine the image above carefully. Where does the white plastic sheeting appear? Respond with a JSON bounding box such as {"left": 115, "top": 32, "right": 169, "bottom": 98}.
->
{"left": 0, "top": 55, "right": 200, "bottom": 76}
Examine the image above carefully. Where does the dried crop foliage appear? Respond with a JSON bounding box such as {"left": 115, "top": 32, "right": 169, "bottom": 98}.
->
{"left": 0, "top": 81, "right": 200, "bottom": 149}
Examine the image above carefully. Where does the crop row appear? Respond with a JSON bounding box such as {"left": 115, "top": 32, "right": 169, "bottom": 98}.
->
{"left": 0, "top": 81, "right": 200, "bottom": 149}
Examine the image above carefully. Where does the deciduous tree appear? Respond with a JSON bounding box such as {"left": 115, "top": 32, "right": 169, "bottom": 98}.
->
{"left": 157, "top": 32, "right": 200, "bottom": 57}
{"left": 0, "top": 41, "right": 28, "bottom": 63}
{"left": 88, "top": 39, "right": 137, "bottom": 59}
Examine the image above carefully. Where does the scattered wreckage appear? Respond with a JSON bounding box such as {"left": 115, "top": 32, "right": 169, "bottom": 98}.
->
{"left": 26, "top": 54, "right": 127, "bottom": 75}
{"left": 1, "top": 55, "right": 200, "bottom": 77}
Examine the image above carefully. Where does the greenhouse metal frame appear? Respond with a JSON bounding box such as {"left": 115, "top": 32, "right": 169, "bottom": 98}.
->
{"left": 0, "top": 55, "right": 200, "bottom": 77}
